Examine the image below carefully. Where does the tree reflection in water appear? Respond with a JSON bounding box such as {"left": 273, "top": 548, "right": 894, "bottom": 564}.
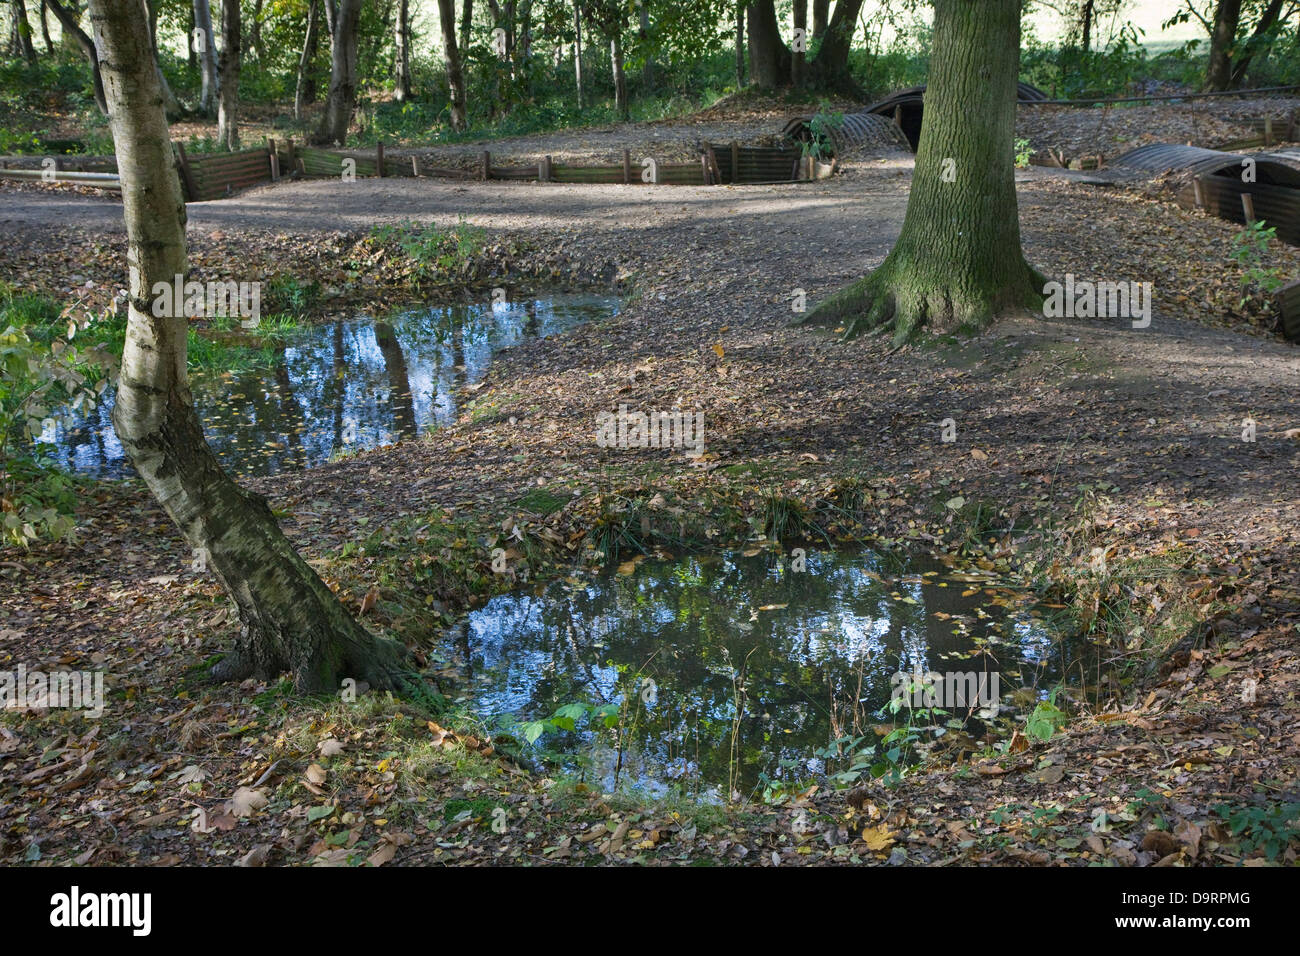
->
{"left": 463, "top": 548, "right": 1067, "bottom": 800}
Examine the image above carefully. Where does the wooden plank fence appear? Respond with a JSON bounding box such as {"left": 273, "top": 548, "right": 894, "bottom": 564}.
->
{"left": 1, "top": 135, "right": 823, "bottom": 199}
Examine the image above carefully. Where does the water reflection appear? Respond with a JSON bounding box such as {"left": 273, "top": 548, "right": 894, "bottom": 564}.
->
{"left": 458, "top": 549, "right": 1066, "bottom": 799}
{"left": 46, "top": 294, "right": 618, "bottom": 480}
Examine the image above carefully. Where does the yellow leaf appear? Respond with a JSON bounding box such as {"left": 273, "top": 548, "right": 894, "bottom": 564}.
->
{"left": 712, "top": 343, "right": 725, "bottom": 358}
{"left": 861, "top": 825, "right": 895, "bottom": 851}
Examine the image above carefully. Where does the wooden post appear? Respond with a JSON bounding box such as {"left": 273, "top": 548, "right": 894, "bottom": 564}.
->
{"left": 411, "top": 155, "right": 419, "bottom": 177}
{"left": 480, "top": 150, "right": 490, "bottom": 181}
{"left": 730, "top": 140, "right": 740, "bottom": 184}
{"left": 285, "top": 137, "right": 297, "bottom": 176}
{"left": 540, "top": 155, "right": 552, "bottom": 182}
{"left": 700, "top": 153, "right": 710, "bottom": 185}
{"left": 622, "top": 149, "right": 631, "bottom": 184}
{"left": 376, "top": 141, "right": 385, "bottom": 177}
{"left": 1192, "top": 177, "right": 1204, "bottom": 209}
{"left": 1264, "top": 117, "right": 1273, "bottom": 147}
{"left": 174, "top": 141, "right": 198, "bottom": 202}
{"left": 893, "top": 105, "right": 902, "bottom": 127}
{"left": 268, "top": 138, "right": 280, "bottom": 181}
{"left": 1242, "top": 192, "right": 1256, "bottom": 224}
{"left": 704, "top": 144, "right": 721, "bottom": 184}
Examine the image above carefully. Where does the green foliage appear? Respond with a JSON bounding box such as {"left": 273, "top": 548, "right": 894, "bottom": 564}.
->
{"left": 367, "top": 218, "right": 487, "bottom": 277}
{"left": 1014, "top": 137, "right": 1033, "bottom": 169}
{"left": 1212, "top": 802, "right": 1300, "bottom": 861}
{"left": 801, "top": 112, "right": 844, "bottom": 161}
{"left": 1025, "top": 687, "right": 1068, "bottom": 741}
{"left": 1230, "top": 221, "right": 1285, "bottom": 310}
{"left": 0, "top": 299, "right": 106, "bottom": 547}
{"left": 262, "top": 276, "right": 322, "bottom": 318}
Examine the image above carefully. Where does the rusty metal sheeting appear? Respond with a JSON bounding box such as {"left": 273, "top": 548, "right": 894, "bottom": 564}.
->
{"left": 783, "top": 82, "right": 1047, "bottom": 154}
{"left": 863, "top": 81, "right": 1048, "bottom": 114}
{"left": 1110, "top": 143, "right": 1245, "bottom": 175}
{"left": 1277, "top": 278, "right": 1300, "bottom": 341}
{"left": 1113, "top": 143, "right": 1300, "bottom": 246}
{"left": 781, "top": 112, "right": 909, "bottom": 153}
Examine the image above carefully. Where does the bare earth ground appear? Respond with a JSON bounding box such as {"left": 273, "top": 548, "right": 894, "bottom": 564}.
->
{"left": 2, "top": 146, "right": 1299, "bottom": 866}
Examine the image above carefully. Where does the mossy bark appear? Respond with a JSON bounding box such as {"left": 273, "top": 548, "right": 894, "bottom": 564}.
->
{"left": 89, "top": 0, "right": 413, "bottom": 694}
{"left": 799, "top": 0, "right": 1043, "bottom": 346}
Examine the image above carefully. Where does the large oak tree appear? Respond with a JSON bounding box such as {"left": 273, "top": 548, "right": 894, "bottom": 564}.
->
{"left": 799, "top": 0, "right": 1043, "bottom": 345}
{"left": 87, "top": 0, "right": 414, "bottom": 693}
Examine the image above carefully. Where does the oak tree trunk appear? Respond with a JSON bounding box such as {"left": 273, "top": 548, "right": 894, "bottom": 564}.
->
{"left": 437, "top": 0, "right": 467, "bottom": 130}
{"left": 638, "top": 2, "right": 653, "bottom": 93}
{"left": 807, "top": 0, "right": 864, "bottom": 94}
{"left": 40, "top": 0, "right": 55, "bottom": 55}
{"left": 747, "top": 0, "right": 789, "bottom": 89}
{"left": 799, "top": 0, "right": 1042, "bottom": 345}
{"left": 1230, "top": 0, "right": 1285, "bottom": 87}
{"left": 11, "top": 0, "right": 37, "bottom": 62}
{"left": 1205, "top": 0, "right": 1242, "bottom": 91}
{"left": 791, "top": 0, "right": 806, "bottom": 89}
{"left": 812, "top": 0, "right": 828, "bottom": 38}
{"left": 459, "top": 0, "right": 472, "bottom": 54}
{"left": 611, "top": 32, "right": 627, "bottom": 119}
{"left": 87, "top": 0, "right": 413, "bottom": 694}
{"left": 316, "top": 0, "right": 361, "bottom": 144}
{"left": 217, "top": 0, "right": 240, "bottom": 148}
{"left": 394, "top": 0, "right": 412, "bottom": 102}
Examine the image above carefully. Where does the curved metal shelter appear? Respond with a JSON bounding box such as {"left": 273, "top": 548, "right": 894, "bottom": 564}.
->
{"left": 1111, "top": 143, "right": 1300, "bottom": 246}
{"left": 780, "top": 111, "right": 910, "bottom": 153}
{"left": 783, "top": 82, "right": 1049, "bottom": 155}
{"left": 861, "top": 81, "right": 1050, "bottom": 149}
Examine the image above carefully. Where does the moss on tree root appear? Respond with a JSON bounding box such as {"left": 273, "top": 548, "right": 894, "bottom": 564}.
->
{"left": 795, "top": 259, "right": 1047, "bottom": 347}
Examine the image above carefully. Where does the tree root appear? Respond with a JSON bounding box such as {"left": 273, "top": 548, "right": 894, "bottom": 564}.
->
{"left": 793, "top": 260, "right": 1041, "bottom": 347}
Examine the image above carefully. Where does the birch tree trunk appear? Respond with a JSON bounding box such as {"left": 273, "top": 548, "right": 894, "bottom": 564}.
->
{"left": 44, "top": 0, "right": 107, "bottom": 112}
{"left": 734, "top": 2, "right": 744, "bottom": 87}
{"left": 572, "top": 0, "right": 584, "bottom": 109}
{"left": 799, "top": 0, "right": 1042, "bottom": 344}
{"left": 295, "top": 0, "right": 319, "bottom": 119}
{"left": 86, "top": 0, "right": 413, "bottom": 694}
{"left": 193, "top": 0, "right": 219, "bottom": 115}
{"left": 217, "top": 0, "right": 240, "bottom": 148}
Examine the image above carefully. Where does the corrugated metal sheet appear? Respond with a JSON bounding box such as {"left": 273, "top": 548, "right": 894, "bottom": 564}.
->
{"left": 1113, "top": 143, "right": 1300, "bottom": 246}
{"left": 1278, "top": 278, "right": 1300, "bottom": 341}
{"left": 853, "top": 82, "right": 1049, "bottom": 149}
{"left": 781, "top": 112, "right": 909, "bottom": 153}
{"left": 1109, "top": 143, "right": 1241, "bottom": 175}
